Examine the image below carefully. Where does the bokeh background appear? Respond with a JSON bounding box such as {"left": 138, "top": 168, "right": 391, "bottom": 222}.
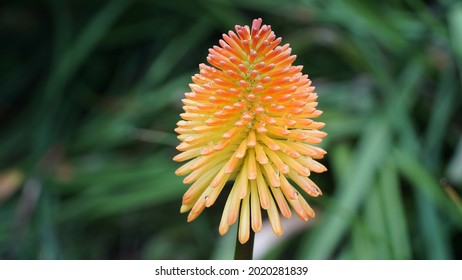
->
{"left": 1, "top": 0, "right": 462, "bottom": 260}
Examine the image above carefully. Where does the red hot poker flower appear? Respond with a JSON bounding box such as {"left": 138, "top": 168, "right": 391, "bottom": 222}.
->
{"left": 174, "top": 18, "right": 327, "bottom": 244}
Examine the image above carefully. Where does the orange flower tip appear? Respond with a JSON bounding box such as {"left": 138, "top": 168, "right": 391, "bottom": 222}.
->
{"left": 200, "top": 146, "right": 215, "bottom": 156}
{"left": 172, "top": 154, "right": 183, "bottom": 162}
{"left": 290, "top": 152, "right": 301, "bottom": 159}
{"left": 256, "top": 126, "right": 267, "bottom": 134}
{"left": 309, "top": 185, "right": 322, "bottom": 196}
{"left": 192, "top": 205, "right": 205, "bottom": 216}
{"left": 260, "top": 203, "right": 269, "bottom": 211}
{"left": 210, "top": 180, "right": 220, "bottom": 189}
{"left": 176, "top": 120, "right": 188, "bottom": 127}
{"left": 314, "top": 109, "right": 323, "bottom": 115}
{"left": 222, "top": 105, "right": 233, "bottom": 111}
{"left": 183, "top": 136, "right": 195, "bottom": 143}
{"left": 280, "top": 165, "right": 290, "bottom": 174}
{"left": 222, "top": 132, "right": 235, "bottom": 140}
{"left": 235, "top": 101, "right": 246, "bottom": 108}
{"left": 238, "top": 80, "right": 249, "bottom": 87}
{"left": 315, "top": 187, "right": 323, "bottom": 195}
{"left": 180, "top": 205, "right": 190, "bottom": 214}
{"left": 182, "top": 177, "right": 193, "bottom": 184}
{"left": 205, "top": 118, "right": 223, "bottom": 126}
{"left": 205, "top": 200, "right": 214, "bottom": 208}
{"left": 308, "top": 209, "right": 315, "bottom": 218}
{"left": 175, "top": 168, "right": 188, "bottom": 176}
{"left": 224, "top": 166, "right": 234, "bottom": 174}
{"left": 218, "top": 225, "right": 229, "bottom": 236}
{"left": 227, "top": 212, "right": 239, "bottom": 225}
{"left": 270, "top": 179, "right": 281, "bottom": 188}
{"left": 289, "top": 198, "right": 304, "bottom": 214}
{"left": 246, "top": 93, "right": 256, "bottom": 102}
{"left": 274, "top": 105, "right": 285, "bottom": 111}
{"left": 314, "top": 131, "right": 328, "bottom": 138}
{"left": 187, "top": 213, "right": 197, "bottom": 223}
{"left": 235, "top": 152, "right": 246, "bottom": 159}
{"left": 314, "top": 122, "right": 326, "bottom": 129}
{"left": 302, "top": 168, "right": 311, "bottom": 176}
{"left": 214, "top": 141, "right": 229, "bottom": 151}
{"left": 270, "top": 145, "right": 280, "bottom": 151}
{"left": 239, "top": 235, "right": 249, "bottom": 245}
{"left": 236, "top": 120, "right": 249, "bottom": 128}
{"left": 182, "top": 191, "right": 193, "bottom": 201}
{"left": 273, "top": 228, "right": 283, "bottom": 237}
{"left": 310, "top": 161, "right": 327, "bottom": 173}
{"left": 252, "top": 18, "right": 262, "bottom": 29}
{"left": 252, "top": 224, "right": 262, "bottom": 233}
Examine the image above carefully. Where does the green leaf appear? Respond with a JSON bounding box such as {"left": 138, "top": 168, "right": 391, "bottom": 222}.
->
{"left": 448, "top": 2, "right": 462, "bottom": 60}
{"left": 394, "top": 148, "right": 462, "bottom": 227}
{"left": 379, "top": 161, "right": 411, "bottom": 259}
{"left": 299, "top": 116, "right": 391, "bottom": 259}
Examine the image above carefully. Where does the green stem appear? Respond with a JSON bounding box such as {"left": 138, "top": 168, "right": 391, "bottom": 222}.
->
{"left": 234, "top": 230, "right": 255, "bottom": 260}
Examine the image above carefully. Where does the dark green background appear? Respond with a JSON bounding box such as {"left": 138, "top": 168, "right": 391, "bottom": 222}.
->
{"left": 1, "top": 0, "right": 461, "bottom": 259}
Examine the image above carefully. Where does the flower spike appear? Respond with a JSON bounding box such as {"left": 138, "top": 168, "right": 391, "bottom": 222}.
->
{"left": 174, "top": 18, "right": 327, "bottom": 243}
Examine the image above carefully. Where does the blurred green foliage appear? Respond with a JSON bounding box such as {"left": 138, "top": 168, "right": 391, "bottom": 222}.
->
{"left": 1, "top": 0, "right": 461, "bottom": 259}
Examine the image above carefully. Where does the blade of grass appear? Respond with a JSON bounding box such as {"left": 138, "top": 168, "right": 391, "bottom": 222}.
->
{"left": 56, "top": 153, "right": 184, "bottom": 221}
{"left": 135, "top": 17, "right": 212, "bottom": 92}
{"left": 58, "top": 176, "right": 183, "bottom": 221}
{"left": 351, "top": 182, "right": 390, "bottom": 259}
{"left": 199, "top": 0, "right": 247, "bottom": 27}
{"left": 329, "top": 143, "right": 353, "bottom": 186}
{"left": 379, "top": 160, "right": 411, "bottom": 259}
{"left": 50, "top": 0, "right": 72, "bottom": 68}
{"left": 405, "top": 0, "right": 450, "bottom": 46}
{"left": 394, "top": 148, "right": 462, "bottom": 227}
{"left": 211, "top": 224, "right": 237, "bottom": 260}
{"left": 30, "top": 0, "right": 133, "bottom": 163}
{"left": 362, "top": 182, "right": 391, "bottom": 259}
{"left": 37, "top": 193, "right": 60, "bottom": 259}
{"left": 448, "top": 1, "right": 462, "bottom": 61}
{"left": 447, "top": 1, "right": 462, "bottom": 88}
{"left": 299, "top": 116, "right": 391, "bottom": 259}
{"left": 328, "top": 0, "right": 407, "bottom": 51}
{"left": 390, "top": 53, "right": 454, "bottom": 260}
{"left": 447, "top": 138, "right": 462, "bottom": 187}
{"left": 72, "top": 72, "right": 192, "bottom": 152}
{"left": 415, "top": 192, "right": 451, "bottom": 259}
{"left": 424, "top": 63, "right": 457, "bottom": 168}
